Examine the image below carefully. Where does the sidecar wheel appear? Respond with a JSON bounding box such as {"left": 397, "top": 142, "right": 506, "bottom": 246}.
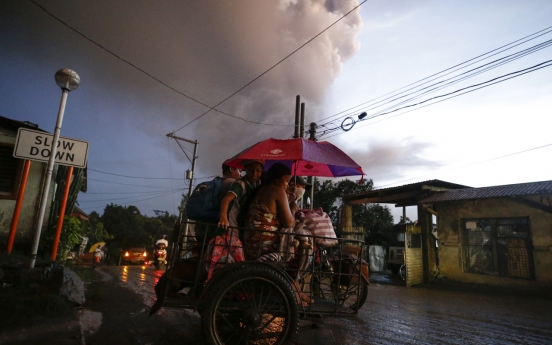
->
{"left": 201, "top": 265, "right": 298, "bottom": 345}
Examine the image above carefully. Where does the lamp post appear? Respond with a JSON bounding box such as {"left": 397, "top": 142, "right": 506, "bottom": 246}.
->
{"left": 29, "top": 68, "right": 80, "bottom": 268}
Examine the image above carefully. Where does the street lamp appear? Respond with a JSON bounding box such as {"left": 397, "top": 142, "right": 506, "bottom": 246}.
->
{"left": 29, "top": 69, "right": 80, "bottom": 268}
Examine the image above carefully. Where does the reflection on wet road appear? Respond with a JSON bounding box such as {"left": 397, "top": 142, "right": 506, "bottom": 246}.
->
{"left": 102, "top": 266, "right": 552, "bottom": 345}
{"left": 105, "top": 264, "right": 165, "bottom": 306}
{"left": 293, "top": 282, "right": 552, "bottom": 345}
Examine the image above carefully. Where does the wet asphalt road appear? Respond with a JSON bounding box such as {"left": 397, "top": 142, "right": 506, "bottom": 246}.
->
{"left": 105, "top": 265, "right": 552, "bottom": 345}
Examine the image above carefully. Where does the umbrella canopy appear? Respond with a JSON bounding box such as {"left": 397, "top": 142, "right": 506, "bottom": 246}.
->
{"left": 223, "top": 138, "right": 364, "bottom": 177}
{"left": 89, "top": 242, "right": 106, "bottom": 253}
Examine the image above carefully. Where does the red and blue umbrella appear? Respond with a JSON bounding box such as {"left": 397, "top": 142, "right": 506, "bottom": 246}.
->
{"left": 223, "top": 138, "right": 364, "bottom": 177}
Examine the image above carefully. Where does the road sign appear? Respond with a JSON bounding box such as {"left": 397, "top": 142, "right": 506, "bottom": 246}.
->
{"left": 13, "top": 128, "right": 89, "bottom": 168}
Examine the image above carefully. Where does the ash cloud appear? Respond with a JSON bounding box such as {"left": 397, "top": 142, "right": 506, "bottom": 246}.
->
{"left": 0, "top": 0, "right": 364, "bottom": 213}
{"left": 347, "top": 137, "right": 443, "bottom": 186}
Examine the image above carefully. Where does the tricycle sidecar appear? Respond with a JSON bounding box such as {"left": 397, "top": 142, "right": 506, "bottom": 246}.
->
{"left": 151, "top": 221, "right": 368, "bottom": 345}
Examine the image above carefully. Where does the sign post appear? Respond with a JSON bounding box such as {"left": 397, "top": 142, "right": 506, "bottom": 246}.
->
{"left": 28, "top": 68, "right": 80, "bottom": 268}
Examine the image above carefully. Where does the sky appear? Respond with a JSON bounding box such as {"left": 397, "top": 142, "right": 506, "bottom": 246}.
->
{"left": 2, "top": 0, "right": 552, "bottom": 223}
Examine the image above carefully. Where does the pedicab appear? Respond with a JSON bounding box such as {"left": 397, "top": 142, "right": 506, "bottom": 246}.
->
{"left": 150, "top": 222, "right": 369, "bottom": 345}
{"left": 150, "top": 138, "right": 369, "bottom": 344}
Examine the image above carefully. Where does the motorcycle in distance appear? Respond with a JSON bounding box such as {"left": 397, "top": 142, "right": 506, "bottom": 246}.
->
{"left": 153, "top": 243, "right": 167, "bottom": 269}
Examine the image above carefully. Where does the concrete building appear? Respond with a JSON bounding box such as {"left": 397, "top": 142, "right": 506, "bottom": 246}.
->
{"left": 344, "top": 179, "right": 552, "bottom": 291}
{"left": 420, "top": 180, "right": 552, "bottom": 290}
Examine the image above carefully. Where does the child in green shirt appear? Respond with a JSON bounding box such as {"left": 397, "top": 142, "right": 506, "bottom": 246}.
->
{"left": 218, "top": 159, "right": 264, "bottom": 236}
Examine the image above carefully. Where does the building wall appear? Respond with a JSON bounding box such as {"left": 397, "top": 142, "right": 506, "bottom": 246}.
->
{"left": 0, "top": 129, "right": 54, "bottom": 245}
{"left": 435, "top": 196, "right": 552, "bottom": 290}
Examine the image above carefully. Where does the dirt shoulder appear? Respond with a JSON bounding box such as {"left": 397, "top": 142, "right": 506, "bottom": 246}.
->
{"left": 0, "top": 263, "right": 81, "bottom": 345}
{"left": 82, "top": 266, "right": 204, "bottom": 345}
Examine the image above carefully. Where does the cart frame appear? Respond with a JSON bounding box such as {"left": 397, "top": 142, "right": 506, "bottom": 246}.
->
{"left": 151, "top": 221, "right": 369, "bottom": 345}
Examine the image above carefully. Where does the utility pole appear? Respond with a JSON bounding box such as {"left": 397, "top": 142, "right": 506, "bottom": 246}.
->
{"left": 166, "top": 133, "right": 198, "bottom": 250}
{"left": 300, "top": 103, "right": 305, "bottom": 138}
{"left": 293, "top": 95, "right": 300, "bottom": 138}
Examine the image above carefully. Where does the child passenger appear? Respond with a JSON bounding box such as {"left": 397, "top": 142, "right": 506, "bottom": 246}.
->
{"left": 218, "top": 159, "right": 264, "bottom": 237}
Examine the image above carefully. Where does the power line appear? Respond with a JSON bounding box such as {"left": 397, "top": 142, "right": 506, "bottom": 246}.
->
{"left": 78, "top": 189, "right": 181, "bottom": 203}
{"left": 79, "top": 188, "right": 184, "bottom": 206}
{"left": 30, "top": 0, "right": 290, "bottom": 128}
{"left": 88, "top": 168, "right": 184, "bottom": 180}
{"left": 85, "top": 191, "right": 173, "bottom": 195}
{"left": 354, "top": 39, "right": 552, "bottom": 123}
{"left": 88, "top": 168, "right": 217, "bottom": 182}
{"left": 87, "top": 178, "right": 184, "bottom": 189}
{"left": 318, "top": 37, "right": 552, "bottom": 136}
{"left": 320, "top": 58, "right": 552, "bottom": 139}
{"left": 170, "top": 0, "right": 368, "bottom": 133}
{"left": 317, "top": 25, "right": 552, "bottom": 125}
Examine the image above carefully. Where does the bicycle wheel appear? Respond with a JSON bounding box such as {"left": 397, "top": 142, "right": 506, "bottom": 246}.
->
{"left": 348, "top": 283, "right": 368, "bottom": 311}
{"left": 201, "top": 265, "right": 298, "bottom": 345}
{"left": 333, "top": 281, "right": 368, "bottom": 311}
{"left": 309, "top": 273, "right": 337, "bottom": 302}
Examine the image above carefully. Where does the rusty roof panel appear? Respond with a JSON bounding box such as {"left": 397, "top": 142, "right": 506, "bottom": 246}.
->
{"left": 420, "top": 180, "right": 552, "bottom": 203}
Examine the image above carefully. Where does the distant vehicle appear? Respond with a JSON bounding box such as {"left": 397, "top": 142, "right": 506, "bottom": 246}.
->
{"left": 153, "top": 243, "right": 167, "bottom": 269}
{"left": 121, "top": 247, "right": 148, "bottom": 265}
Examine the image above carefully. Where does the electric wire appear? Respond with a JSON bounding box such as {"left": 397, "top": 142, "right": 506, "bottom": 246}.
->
{"left": 85, "top": 191, "right": 171, "bottom": 195}
{"left": 356, "top": 39, "right": 552, "bottom": 121}
{"left": 316, "top": 25, "right": 552, "bottom": 125}
{"left": 320, "top": 40, "right": 552, "bottom": 135}
{"left": 87, "top": 178, "right": 185, "bottom": 189}
{"left": 78, "top": 189, "right": 182, "bottom": 203}
{"left": 88, "top": 168, "right": 184, "bottom": 180}
{"left": 318, "top": 38, "right": 552, "bottom": 136}
{"left": 79, "top": 189, "right": 184, "bottom": 206}
{"left": 320, "top": 58, "right": 552, "bottom": 139}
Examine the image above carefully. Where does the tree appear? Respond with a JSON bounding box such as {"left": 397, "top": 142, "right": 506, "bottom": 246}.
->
{"left": 399, "top": 216, "right": 412, "bottom": 224}
{"left": 312, "top": 177, "right": 375, "bottom": 223}
{"left": 58, "top": 216, "right": 83, "bottom": 259}
{"left": 177, "top": 193, "right": 188, "bottom": 220}
{"left": 101, "top": 204, "right": 145, "bottom": 246}
{"left": 312, "top": 177, "right": 394, "bottom": 245}
{"left": 84, "top": 211, "right": 112, "bottom": 244}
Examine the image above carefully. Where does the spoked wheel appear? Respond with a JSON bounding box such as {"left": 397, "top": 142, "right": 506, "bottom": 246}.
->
{"left": 336, "top": 283, "right": 368, "bottom": 311}
{"left": 309, "top": 273, "right": 336, "bottom": 301}
{"left": 355, "top": 284, "right": 368, "bottom": 310}
{"left": 201, "top": 265, "right": 298, "bottom": 345}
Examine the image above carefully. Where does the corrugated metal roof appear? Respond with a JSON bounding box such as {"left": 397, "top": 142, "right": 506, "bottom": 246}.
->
{"left": 420, "top": 180, "right": 552, "bottom": 203}
{"left": 371, "top": 179, "right": 470, "bottom": 192}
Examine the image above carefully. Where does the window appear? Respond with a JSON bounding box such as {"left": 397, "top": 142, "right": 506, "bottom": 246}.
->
{"left": 462, "top": 217, "right": 534, "bottom": 280}
{"left": 0, "top": 144, "right": 23, "bottom": 199}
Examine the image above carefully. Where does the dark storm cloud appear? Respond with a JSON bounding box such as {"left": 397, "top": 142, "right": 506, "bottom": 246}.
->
{"left": 3, "top": 0, "right": 363, "bottom": 170}
{"left": 3, "top": 0, "right": 434, "bottom": 214}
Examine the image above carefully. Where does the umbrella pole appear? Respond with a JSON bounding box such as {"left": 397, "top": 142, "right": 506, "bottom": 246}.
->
{"left": 308, "top": 176, "right": 314, "bottom": 210}
{"left": 307, "top": 122, "right": 316, "bottom": 209}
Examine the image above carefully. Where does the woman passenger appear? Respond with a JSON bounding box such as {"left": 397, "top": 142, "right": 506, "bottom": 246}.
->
{"left": 244, "top": 163, "right": 294, "bottom": 259}
{"left": 244, "top": 163, "right": 313, "bottom": 305}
